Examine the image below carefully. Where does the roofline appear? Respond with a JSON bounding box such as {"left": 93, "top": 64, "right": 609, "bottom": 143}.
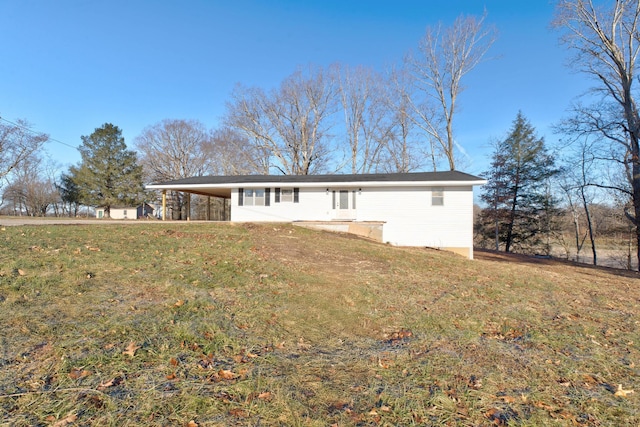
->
{"left": 147, "top": 171, "right": 485, "bottom": 187}
{"left": 146, "top": 179, "right": 486, "bottom": 191}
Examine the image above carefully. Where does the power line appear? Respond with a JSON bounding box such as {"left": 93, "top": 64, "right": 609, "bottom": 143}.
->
{"left": 0, "top": 115, "right": 78, "bottom": 150}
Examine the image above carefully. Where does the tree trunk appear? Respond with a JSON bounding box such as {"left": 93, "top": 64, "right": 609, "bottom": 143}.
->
{"left": 632, "top": 159, "right": 640, "bottom": 271}
{"left": 580, "top": 186, "right": 597, "bottom": 266}
{"left": 505, "top": 201, "right": 516, "bottom": 253}
{"left": 623, "top": 77, "right": 640, "bottom": 271}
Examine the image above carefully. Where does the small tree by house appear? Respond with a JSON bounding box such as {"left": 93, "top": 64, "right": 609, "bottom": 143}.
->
{"left": 477, "top": 112, "right": 560, "bottom": 253}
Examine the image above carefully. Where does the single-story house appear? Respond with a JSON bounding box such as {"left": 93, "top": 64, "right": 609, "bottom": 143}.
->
{"left": 96, "top": 203, "right": 156, "bottom": 220}
{"left": 146, "top": 171, "right": 486, "bottom": 259}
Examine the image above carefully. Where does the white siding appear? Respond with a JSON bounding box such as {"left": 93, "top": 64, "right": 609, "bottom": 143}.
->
{"left": 231, "top": 187, "right": 334, "bottom": 222}
{"left": 353, "top": 186, "right": 473, "bottom": 251}
{"left": 230, "top": 185, "right": 474, "bottom": 255}
{"left": 97, "top": 207, "right": 136, "bottom": 219}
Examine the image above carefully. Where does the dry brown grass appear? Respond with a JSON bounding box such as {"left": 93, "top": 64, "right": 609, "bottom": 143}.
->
{"left": 0, "top": 221, "right": 638, "bottom": 426}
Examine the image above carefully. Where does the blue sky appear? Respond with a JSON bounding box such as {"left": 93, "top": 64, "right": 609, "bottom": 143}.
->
{"left": 1, "top": 0, "right": 591, "bottom": 176}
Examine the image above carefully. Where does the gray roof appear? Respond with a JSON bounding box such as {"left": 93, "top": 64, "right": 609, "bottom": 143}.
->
{"left": 151, "top": 171, "right": 484, "bottom": 186}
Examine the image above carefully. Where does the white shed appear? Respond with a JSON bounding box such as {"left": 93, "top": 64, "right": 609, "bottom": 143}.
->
{"left": 146, "top": 171, "right": 486, "bottom": 259}
{"left": 96, "top": 203, "right": 156, "bottom": 220}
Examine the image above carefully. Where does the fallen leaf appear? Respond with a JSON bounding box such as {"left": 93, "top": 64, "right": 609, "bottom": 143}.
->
{"left": 17, "top": 269, "right": 25, "bottom": 276}
{"left": 174, "top": 299, "right": 185, "bottom": 307}
{"left": 123, "top": 341, "right": 140, "bottom": 357}
{"left": 614, "top": 384, "right": 634, "bottom": 397}
{"left": 170, "top": 357, "right": 179, "bottom": 366}
{"left": 218, "top": 369, "right": 238, "bottom": 380}
{"left": 228, "top": 408, "right": 247, "bottom": 417}
{"left": 53, "top": 413, "right": 78, "bottom": 427}
{"left": 257, "top": 391, "right": 272, "bottom": 401}
{"left": 297, "top": 337, "right": 311, "bottom": 349}
{"left": 378, "top": 358, "right": 394, "bottom": 369}
{"left": 498, "top": 395, "right": 517, "bottom": 403}
{"left": 97, "top": 377, "right": 122, "bottom": 390}
{"left": 187, "top": 421, "right": 198, "bottom": 427}
{"left": 68, "top": 367, "right": 91, "bottom": 379}
{"left": 533, "top": 401, "right": 554, "bottom": 411}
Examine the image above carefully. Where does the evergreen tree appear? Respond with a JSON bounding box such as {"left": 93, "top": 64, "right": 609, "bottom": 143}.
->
{"left": 56, "top": 172, "right": 81, "bottom": 217}
{"left": 478, "top": 112, "right": 559, "bottom": 253}
{"left": 68, "top": 123, "right": 144, "bottom": 218}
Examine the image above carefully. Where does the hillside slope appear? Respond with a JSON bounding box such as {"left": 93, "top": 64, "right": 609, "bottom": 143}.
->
{"left": 0, "top": 222, "right": 638, "bottom": 426}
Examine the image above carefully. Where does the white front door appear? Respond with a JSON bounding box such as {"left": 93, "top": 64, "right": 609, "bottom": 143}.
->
{"left": 333, "top": 189, "right": 357, "bottom": 220}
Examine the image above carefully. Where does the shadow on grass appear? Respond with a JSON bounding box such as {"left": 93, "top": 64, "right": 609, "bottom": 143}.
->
{"left": 475, "top": 248, "right": 640, "bottom": 279}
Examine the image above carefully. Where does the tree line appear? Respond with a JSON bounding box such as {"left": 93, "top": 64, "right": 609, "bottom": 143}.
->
{"left": 2, "top": 1, "right": 640, "bottom": 270}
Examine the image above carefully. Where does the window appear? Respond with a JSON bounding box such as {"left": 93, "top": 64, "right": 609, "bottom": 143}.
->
{"left": 244, "top": 189, "right": 254, "bottom": 206}
{"left": 239, "top": 188, "right": 270, "bottom": 206}
{"left": 275, "top": 187, "right": 299, "bottom": 203}
{"left": 281, "top": 188, "right": 293, "bottom": 202}
{"left": 254, "top": 189, "right": 265, "bottom": 206}
{"left": 431, "top": 187, "right": 444, "bottom": 206}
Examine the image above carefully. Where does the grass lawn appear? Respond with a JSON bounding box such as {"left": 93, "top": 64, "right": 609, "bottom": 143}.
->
{"left": 0, "top": 222, "right": 638, "bottom": 426}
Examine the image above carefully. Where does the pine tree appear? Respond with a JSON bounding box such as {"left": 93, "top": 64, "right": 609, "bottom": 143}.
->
{"left": 478, "top": 112, "right": 559, "bottom": 253}
{"left": 68, "top": 123, "right": 144, "bottom": 218}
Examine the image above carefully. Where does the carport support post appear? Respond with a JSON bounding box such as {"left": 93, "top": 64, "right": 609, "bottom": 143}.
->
{"left": 206, "top": 196, "right": 211, "bottom": 221}
{"left": 186, "top": 193, "right": 191, "bottom": 221}
{"left": 162, "top": 190, "right": 166, "bottom": 221}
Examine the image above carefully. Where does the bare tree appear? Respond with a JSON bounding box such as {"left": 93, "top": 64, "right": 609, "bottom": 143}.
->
{"left": 135, "top": 119, "right": 213, "bottom": 220}
{"left": 553, "top": 0, "right": 640, "bottom": 270}
{"left": 2, "top": 155, "right": 58, "bottom": 217}
{"left": 335, "top": 64, "right": 391, "bottom": 173}
{"left": 208, "top": 127, "right": 270, "bottom": 175}
{"left": 0, "top": 117, "right": 49, "bottom": 187}
{"left": 224, "top": 65, "right": 337, "bottom": 175}
{"left": 404, "top": 13, "right": 497, "bottom": 171}
{"left": 381, "top": 68, "right": 422, "bottom": 173}
{"left": 136, "top": 119, "right": 212, "bottom": 182}
{"left": 558, "top": 140, "right": 599, "bottom": 264}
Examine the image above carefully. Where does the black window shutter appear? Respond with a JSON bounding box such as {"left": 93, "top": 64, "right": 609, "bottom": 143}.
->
{"left": 265, "top": 188, "right": 270, "bottom": 206}
{"left": 293, "top": 188, "right": 299, "bottom": 203}
{"left": 238, "top": 188, "right": 244, "bottom": 206}
{"left": 275, "top": 188, "right": 280, "bottom": 203}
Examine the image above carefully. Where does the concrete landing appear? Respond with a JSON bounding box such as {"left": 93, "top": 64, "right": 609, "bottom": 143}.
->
{"left": 293, "top": 221, "right": 385, "bottom": 243}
